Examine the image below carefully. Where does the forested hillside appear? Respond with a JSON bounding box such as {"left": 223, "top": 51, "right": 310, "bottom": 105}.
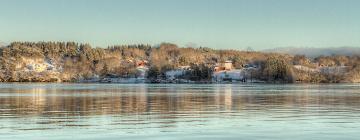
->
{"left": 0, "top": 42, "right": 359, "bottom": 83}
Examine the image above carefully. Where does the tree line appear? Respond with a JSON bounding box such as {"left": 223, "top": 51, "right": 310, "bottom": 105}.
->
{"left": 0, "top": 41, "right": 359, "bottom": 83}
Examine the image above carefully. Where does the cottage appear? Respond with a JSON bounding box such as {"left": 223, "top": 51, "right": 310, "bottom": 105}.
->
{"left": 136, "top": 66, "right": 149, "bottom": 79}
{"left": 224, "top": 60, "right": 233, "bottom": 70}
{"left": 214, "top": 61, "right": 233, "bottom": 72}
{"left": 136, "top": 60, "right": 148, "bottom": 67}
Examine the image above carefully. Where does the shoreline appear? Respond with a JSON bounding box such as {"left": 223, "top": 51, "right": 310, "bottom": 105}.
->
{"left": 0, "top": 81, "right": 357, "bottom": 84}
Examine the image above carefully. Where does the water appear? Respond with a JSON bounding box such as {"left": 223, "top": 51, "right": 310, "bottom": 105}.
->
{"left": 0, "top": 83, "right": 359, "bottom": 140}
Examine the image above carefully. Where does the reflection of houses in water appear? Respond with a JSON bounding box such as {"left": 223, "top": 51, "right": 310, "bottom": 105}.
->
{"left": 119, "top": 85, "right": 148, "bottom": 113}
{"left": 224, "top": 85, "right": 232, "bottom": 110}
{"left": 213, "top": 84, "right": 233, "bottom": 111}
{"left": 4, "top": 85, "right": 359, "bottom": 123}
{"left": 3, "top": 85, "right": 229, "bottom": 116}
{"left": 30, "top": 88, "right": 47, "bottom": 112}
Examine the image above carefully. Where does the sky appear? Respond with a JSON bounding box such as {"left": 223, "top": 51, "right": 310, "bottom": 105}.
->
{"left": 1, "top": 0, "right": 360, "bottom": 50}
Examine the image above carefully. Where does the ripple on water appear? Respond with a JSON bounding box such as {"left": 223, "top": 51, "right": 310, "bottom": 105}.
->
{"left": 0, "top": 84, "right": 360, "bottom": 140}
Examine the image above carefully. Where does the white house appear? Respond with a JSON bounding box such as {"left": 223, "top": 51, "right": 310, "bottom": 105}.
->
{"left": 136, "top": 66, "right": 149, "bottom": 79}
{"left": 213, "top": 70, "right": 245, "bottom": 82}
{"left": 212, "top": 60, "right": 263, "bottom": 82}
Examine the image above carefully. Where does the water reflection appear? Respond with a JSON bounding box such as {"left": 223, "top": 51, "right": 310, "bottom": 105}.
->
{"left": 0, "top": 84, "right": 360, "bottom": 140}
{"left": 1, "top": 84, "right": 360, "bottom": 117}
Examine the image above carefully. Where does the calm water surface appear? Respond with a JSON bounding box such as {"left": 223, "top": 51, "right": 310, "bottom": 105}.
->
{"left": 0, "top": 83, "right": 359, "bottom": 140}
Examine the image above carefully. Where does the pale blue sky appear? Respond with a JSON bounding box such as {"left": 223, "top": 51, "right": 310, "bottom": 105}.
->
{"left": 0, "top": 0, "right": 360, "bottom": 49}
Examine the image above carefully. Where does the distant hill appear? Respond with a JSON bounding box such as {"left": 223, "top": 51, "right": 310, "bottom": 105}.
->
{"left": 263, "top": 47, "right": 360, "bottom": 57}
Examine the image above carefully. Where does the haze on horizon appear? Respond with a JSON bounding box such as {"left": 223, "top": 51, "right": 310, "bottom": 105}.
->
{"left": 1, "top": 0, "right": 360, "bottom": 50}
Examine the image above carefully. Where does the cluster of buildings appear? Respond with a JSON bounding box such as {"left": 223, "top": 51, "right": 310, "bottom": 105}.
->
{"left": 82, "top": 59, "right": 261, "bottom": 83}
{"left": 81, "top": 58, "right": 351, "bottom": 84}
{"left": 163, "top": 60, "right": 260, "bottom": 83}
{"left": 15, "top": 56, "right": 262, "bottom": 83}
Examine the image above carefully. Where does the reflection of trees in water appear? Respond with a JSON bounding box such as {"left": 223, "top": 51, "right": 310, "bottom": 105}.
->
{"left": 1, "top": 85, "right": 360, "bottom": 118}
